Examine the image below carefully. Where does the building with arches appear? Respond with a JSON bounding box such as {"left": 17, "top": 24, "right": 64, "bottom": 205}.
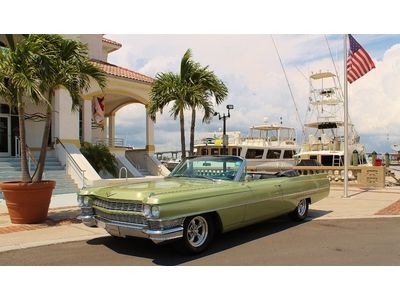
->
{"left": 0, "top": 35, "right": 168, "bottom": 189}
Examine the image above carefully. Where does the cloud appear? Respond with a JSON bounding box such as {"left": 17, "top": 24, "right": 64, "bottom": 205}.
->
{"left": 107, "top": 34, "right": 400, "bottom": 153}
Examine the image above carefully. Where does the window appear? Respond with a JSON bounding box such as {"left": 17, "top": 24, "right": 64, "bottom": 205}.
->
{"left": 245, "top": 149, "right": 264, "bottom": 159}
{"left": 0, "top": 104, "right": 10, "bottom": 114}
{"left": 201, "top": 148, "right": 208, "bottom": 155}
{"left": 283, "top": 150, "right": 295, "bottom": 159}
{"left": 266, "top": 149, "right": 281, "bottom": 159}
{"left": 232, "top": 148, "right": 238, "bottom": 156}
{"left": 321, "top": 155, "right": 333, "bottom": 166}
{"left": 210, "top": 148, "right": 220, "bottom": 155}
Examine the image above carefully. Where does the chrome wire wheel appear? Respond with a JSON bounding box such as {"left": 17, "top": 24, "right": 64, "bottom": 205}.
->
{"left": 289, "top": 198, "right": 309, "bottom": 221}
{"left": 297, "top": 199, "right": 307, "bottom": 217}
{"left": 186, "top": 216, "right": 209, "bottom": 248}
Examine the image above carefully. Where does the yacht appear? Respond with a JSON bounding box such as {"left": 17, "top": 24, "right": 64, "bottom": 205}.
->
{"left": 194, "top": 122, "right": 299, "bottom": 171}
{"left": 294, "top": 71, "right": 368, "bottom": 166}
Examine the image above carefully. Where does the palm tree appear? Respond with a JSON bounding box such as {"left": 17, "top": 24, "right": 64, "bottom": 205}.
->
{"left": 0, "top": 35, "right": 46, "bottom": 182}
{"left": 30, "top": 34, "right": 107, "bottom": 183}
{"left": 187, "top": 64, "right": 228, "bottom": 156}
{"left": 149, "top": 49, "right": 228, "bottom": 158}
{"left": 0, "top": 34, "right": 106, "bottom": 183}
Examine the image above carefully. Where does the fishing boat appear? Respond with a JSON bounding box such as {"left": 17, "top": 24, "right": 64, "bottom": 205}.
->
{"left": 294, "top": 71, "right": 368, "bottom": 166}
{"left": 194, "top": 120, "right": 299, "bottom": 171}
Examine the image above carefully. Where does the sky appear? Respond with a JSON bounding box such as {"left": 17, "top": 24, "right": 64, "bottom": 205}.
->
{"left": 3, "top": 1, "right": 400, "bottom": 154}
{"left": 106, "top": 34, "right": 400, "bottom": 154}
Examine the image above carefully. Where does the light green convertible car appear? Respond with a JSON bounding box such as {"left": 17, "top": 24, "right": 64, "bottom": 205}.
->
{"left": 78, "top": 156, "right": 329, "bottom": 254}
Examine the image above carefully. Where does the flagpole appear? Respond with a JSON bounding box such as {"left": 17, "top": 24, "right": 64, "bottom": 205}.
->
{"left": 343, "top": 34, "right": 349, "bottom": 198}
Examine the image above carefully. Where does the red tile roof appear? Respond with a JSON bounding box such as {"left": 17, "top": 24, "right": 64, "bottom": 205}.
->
{"left": 91, "top": 59, "right": 154, "bottom": 84}
{"left": 102, "top": 37, "right": 122, "bottom": 48}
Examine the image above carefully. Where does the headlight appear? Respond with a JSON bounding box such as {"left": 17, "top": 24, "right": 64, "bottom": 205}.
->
{"left": 78, "top": 195, "right": 91, "bottom": 207}
{"left": 151, "top": 206, "right": 160, "bottom": 218}
{"left": 143, "top": 204, "right": 151, "bottom": 217}
{"left": 143, "top": 205, "right": 160, "bottom": 218}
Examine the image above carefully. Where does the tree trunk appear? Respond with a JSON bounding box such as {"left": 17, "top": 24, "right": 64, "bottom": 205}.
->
{"left": 17, "top": 103, "right": 31, "bottom": 182}
{"left": 32, "top": 90, "right": 52, "bottom": 183}
{"left": 179, "top": 108, "right": 186, "bottom": 158}
{"left": 189, "top": 107, "right": 196, "bottom": 156}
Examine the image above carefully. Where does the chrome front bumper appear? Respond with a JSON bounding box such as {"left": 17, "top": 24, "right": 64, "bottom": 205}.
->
{"left": 80, "top": 215, "right": 183, "bottom": 244}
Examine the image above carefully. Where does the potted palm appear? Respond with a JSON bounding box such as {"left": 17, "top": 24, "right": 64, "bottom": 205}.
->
{"left": 0, "top": 34, "right": 106, "bottom": 224}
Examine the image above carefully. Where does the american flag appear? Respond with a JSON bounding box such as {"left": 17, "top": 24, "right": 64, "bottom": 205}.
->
{"left": 347, "top": 34, "right": 375, "bottom": 84}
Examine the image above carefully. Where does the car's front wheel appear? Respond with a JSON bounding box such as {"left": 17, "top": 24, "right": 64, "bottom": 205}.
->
{"left": 289, "top": 199, "right": 309, "bottom": 221}
{"left": 178, "top": 214, "right": 215, "bottom": 254}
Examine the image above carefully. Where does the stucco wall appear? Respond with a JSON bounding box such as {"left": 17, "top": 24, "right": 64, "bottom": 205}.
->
{"left": 24, "top": 101, "right": 47, "bottom": 148}
{"left": 53, "top": 89, "right": 79, "bottom": 142}
{"left": 75, "top": 34, "right": 106, "bottom": 61}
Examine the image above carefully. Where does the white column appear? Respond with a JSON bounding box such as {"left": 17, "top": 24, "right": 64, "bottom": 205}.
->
{"left": 108, "top": 113, "right": 115, "bottom": 146}
{"left": 83, "top": 99, "right": 92, "bottom": 143}
{"left": 146, "top": 106, "right": 155, "bottom": 153}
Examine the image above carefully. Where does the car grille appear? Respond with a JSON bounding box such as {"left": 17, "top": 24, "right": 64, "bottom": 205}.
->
{"left": 95, "top": 209, "right": 147, "bottom": 225}
{"left": 93, "top": 198, "right": 143, "bottom": 212}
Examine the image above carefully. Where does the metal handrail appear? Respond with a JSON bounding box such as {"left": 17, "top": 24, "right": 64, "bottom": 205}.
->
{"left": 15, "top": 136, "right": 20, "bottom": 158}
{"left": 55, "top": 137, "right": 86, "bottom": 188}
{"left": 119, "top": 167, "right": 128, "bottom": 180}
{"left": 15, "top": 136, "right": 39, "bottom": 175}
{"left": 26, "top": 144, "right": 38, "bottom": 167}
{"left": 26, "top": 144, "right": 38, "bottom": 176}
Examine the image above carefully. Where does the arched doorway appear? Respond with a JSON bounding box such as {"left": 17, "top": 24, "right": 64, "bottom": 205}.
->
{"left": 114, "top": 103, "right": 146, "bottom": 148}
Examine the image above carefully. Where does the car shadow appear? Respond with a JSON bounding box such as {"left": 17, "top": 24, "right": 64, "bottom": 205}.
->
{"left": 86, "top": 211, "right": 331, "bottom": 266}
{"left": 308, "top": 209, "right": 333, "bottom": 219}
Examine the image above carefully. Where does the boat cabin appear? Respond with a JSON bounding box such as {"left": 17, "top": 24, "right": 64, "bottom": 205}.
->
{"left": 194, "top": 123, "right": 298, "bottom": 171}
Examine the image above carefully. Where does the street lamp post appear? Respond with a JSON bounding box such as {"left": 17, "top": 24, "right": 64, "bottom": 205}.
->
{"left": 214, "top": 104, "right": 234, "bottom": 155}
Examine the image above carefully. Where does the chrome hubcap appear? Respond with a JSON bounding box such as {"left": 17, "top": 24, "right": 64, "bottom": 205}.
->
{"left": 297, "top": 199, "right": 307, "bottom": 216}
{"left": 187, "top": 216, "right": 208, "bottom": 248}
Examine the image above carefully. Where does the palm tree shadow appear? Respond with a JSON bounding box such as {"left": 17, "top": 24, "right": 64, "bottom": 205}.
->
{"left": 86, "top": 210, "right": 332, "bottom": 266}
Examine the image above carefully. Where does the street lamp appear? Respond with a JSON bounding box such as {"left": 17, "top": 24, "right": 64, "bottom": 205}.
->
{"left": 214, "top": 104, "right": 234, "bottom": 155}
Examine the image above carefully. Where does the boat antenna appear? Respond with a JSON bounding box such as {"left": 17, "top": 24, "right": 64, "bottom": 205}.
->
{"left": 324, "top": 34, "right": 344, "bottom": 100}
{"left": 295, "top": 65, "right": 309, "bottom": 83}
{"left": 325, "top": 34, "right": 359, "bottom": 139}
{"left": 270, "top": 35, "right": 305, "bottom": 139}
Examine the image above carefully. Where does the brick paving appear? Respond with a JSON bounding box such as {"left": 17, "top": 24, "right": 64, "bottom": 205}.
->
{"left": 0, "top": 206, "right": 81, "bottom": 234}
{"left": 0, "top": 218, "right": 81, "bottom": 235}
{"left": 375, "top": 200, "right": 400, "bottom": 215}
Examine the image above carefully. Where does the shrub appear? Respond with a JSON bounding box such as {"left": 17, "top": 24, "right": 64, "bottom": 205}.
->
{"left": 80, "top": 142, "right": 118, "bottom": 177}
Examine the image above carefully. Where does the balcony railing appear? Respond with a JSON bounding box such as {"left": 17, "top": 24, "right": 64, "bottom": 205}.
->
{"left": 95, "top": 138, "right": 126, "bottom": 148}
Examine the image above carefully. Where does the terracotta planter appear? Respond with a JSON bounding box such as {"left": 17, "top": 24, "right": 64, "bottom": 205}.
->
{"left": 0, "top": 180, "right": 56, "bottom": 224}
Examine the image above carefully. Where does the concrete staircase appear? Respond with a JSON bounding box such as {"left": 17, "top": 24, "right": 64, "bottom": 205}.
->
{"left": 138, "top": 168, "right": 151, "bottom": 176}
{"left": 0, "top": 156, "right": 79, "bottom": 196}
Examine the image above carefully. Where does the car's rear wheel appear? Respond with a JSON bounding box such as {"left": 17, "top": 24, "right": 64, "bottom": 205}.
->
{"left": 289, "top": 199, "right": 309, "bottom": 221}
{"left": 177, "top": 214, "right": 215, "bottom": 254}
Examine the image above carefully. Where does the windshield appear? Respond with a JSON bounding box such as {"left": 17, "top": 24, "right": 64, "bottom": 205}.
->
{"left": 168, "top": 156, "right": 244, "bottom": 181}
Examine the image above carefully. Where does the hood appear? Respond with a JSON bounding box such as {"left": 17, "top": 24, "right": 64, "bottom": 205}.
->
{"left": 82, "top": 177, "right": 232, "bottom": 204}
